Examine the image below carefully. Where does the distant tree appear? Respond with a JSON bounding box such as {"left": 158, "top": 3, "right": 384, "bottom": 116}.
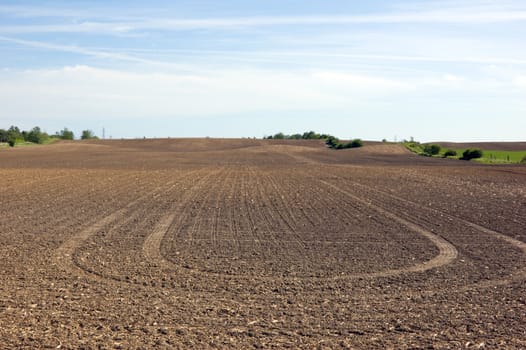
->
{"left": 302, "top": 131, "right": 321, "bottom": 139}
{"left": 2, "top": 127, "right": 19, "bottom": 146}
{"left": 7, "top": 125, "right": 22, "bottom": 141}
{"left": 443, "top": 149, "right": 457, "bottom": 158}
{"left": 461, "top": 148, "right": 483, "bottom": 161}
{"left": 326, "top": 137, "right": 363, "bottom": 150}
{"left": 26, "top": 126, "right": 47, "bottom": 144}
{"left": 325, "top": 136, "right": 340, "bottom": 148}
{"left": 423, "top": 144, "right": 441, "bottom": 156}
{"left": 81, "top": 129, "right": 97, "bottom": 140}
{"left": 58, "top": 128, "right": 74, "bottom": 140}
{"left": 266, "top": 130, "right": 338, "bottom": 142}
{"left": 273, "top": 132, "right": 285, "bottom": 140}
{"left": 350, "top": 139, "right": 363, "bottom": 148}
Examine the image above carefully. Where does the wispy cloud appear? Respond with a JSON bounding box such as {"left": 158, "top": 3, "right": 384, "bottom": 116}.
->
{"left": 5, "top": 35, "right": 526, "bottom": 72}
{"left": 1, "top": 10, "right": 526, "bottom": 34}
{"left": 0, "top": 36, "right": 194, "bottom": 70}
{"left": 0, "top": 5, "right": 82, "bottom": 18}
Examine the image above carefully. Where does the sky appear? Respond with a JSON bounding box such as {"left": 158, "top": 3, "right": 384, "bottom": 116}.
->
{"left": 0, "top": 0, "right": 525, "bottom": 141}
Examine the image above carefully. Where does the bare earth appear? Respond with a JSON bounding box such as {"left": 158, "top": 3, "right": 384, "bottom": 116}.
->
{"left": 0, "top": 139, "right": 525, "bottom": 349}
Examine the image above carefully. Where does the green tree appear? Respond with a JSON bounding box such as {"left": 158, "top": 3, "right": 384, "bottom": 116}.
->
{"left": 81, "top": 129, "right": 97, "bottom": 140}
{"left": 58, "top": 128, "right": 74, "bottom": 140}
{"left": 461, "top": 148, "right": 483, "bottom": 160}
{"left": 272, "top": 132, "right": 285, "bottom": 140}
{"left": 443, "top": 149, "right": 457, "bottom": 158}
{"left": 26, "top": 126, "right": 47, "bottom": 144}
{"left": 302, "top": 131, "right": 320, "bottom": 139}
{"left": 325, "top": 136, "right": 340, "bottom": 148}
{"left": 423, "top": 144, "right": 441, "bottom": 156}
{"left": 350, "top": 139, "right": 363, "bottom": 148}
{"left": 0, "top": 129, "right": 7, "bottom": 143}
{"left": 7, "top": 125, "right": 21, "bottom": 141}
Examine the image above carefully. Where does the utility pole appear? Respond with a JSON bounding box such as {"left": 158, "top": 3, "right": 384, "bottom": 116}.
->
{"left": 102, "top": 127, "right": 105, "bottom": 140}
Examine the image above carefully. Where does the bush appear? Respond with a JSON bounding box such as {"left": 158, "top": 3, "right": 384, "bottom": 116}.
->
{"left": 461, "top": 148, "right": 483, "bottom": 160}
{"left": 325, "top": 136, "right": 339, "bottom": 148}
{"left": 81, "top": 129, "right": 98, "bottom": 140}
{"left": 326, "top": 137, "right": 363, "bottom": 150}
{"left": 443, "top": 149, "right": 457, "bottom": 158}
{"left": 7, "top": 139, "right": 15, "bottom": 147}
{"left": 423, "top": 144, "right": 441, "bottom": 156}
{"left": 521, "top": 155, "right": 526, "bottom": 164}
{"left": 26, "top": 126, "right": 47, "bottom": 144}
{"left": 58, "top": 128, "right": 74, "bottom": 140}
{"left": 302, "top": 131, "right": 321, "bottom": 139}
{"left": 350, "top": 139, "right": 363, "bottom": 148}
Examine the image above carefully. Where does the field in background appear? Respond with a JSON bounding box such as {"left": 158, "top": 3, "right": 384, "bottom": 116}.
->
{"left": 0, "top": 139, "right": 525, "bottom": 348}
{"left": 439, "top": 142, "right": 526, "bottom": 164}
{"left": 404, "top": 141, "right": 526, "bottom": 163}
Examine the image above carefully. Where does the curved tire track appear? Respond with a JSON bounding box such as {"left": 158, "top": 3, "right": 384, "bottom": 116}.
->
{"left": 142, "top": 168, "right": 224, "bottom": 269}
{"left": 54, "top": 171, "right": 200, "bottom": 282}
{"left": 141, "top": 172, "right": 458, "bottom": 281}
{"left": 340, "top": 178, "right": 526, "bottom": 290}
{"left": 319, "top": 180, "right": 458, "bottom": 278}
{"left": 55, "top": 206, "right": 133, "bottom": 279}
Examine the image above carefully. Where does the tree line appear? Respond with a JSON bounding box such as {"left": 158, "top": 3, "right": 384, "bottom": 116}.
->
{"left": 0, "top": 125, "right": 98, "bottom": 147}
{"left": 264, "top": 131, "right": 334, "bottom": 140}
{"left": 264, "top": 131, "right": 363, "bottom": 150}
{"left": 405, "top": 141, "right": 483, "bottom": 161}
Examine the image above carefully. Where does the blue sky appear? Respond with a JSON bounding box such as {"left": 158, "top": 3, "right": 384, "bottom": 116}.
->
{"left": 1, "top": 1, "right": 525, "bottom": 141}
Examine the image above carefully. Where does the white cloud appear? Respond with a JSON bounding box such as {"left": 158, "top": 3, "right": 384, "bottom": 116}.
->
{"left": 2, "top": 64, "right": 518, "bottom": 126}
{"left": 514, "top": 76, "right": 526, "bottom": 89}
{"left": 1, "top": 64, "right": 524, "bottom": 140}
{"left": 443, "top": 74, "right": 464, "bottom": 82}
{"left": 0, "top": 66, "right": 351, "bottom": 120}
{"left": 311, "top": 71, "right": 411, "bottom": 90}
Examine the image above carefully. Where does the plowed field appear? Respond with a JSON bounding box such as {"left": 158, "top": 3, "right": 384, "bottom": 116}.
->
{"left": 1, "top": 139, "right": 525, "bottom": 349}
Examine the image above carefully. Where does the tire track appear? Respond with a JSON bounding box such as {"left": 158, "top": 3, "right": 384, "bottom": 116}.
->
{"left": 55, "top": 204, "right": 138, "bottom": 279}
{"left": 144, "top": 176, "right": 457, "bottom": 281}
{"left": 143, "top": 168, "right": 225, "bottom": 269}
{"left": 319, "top": 180, "right": 458, "bottom": 277}
{"left": 55, "top": 170, "right": 198, "bottom": 281}
{"left": 142, "top": 168, "right": 458, "bottom": 282}
{"left": 337, "top": 178, "right": 526, "bottom": 290}
{"left": 457, "top": 220, "right": 526, "bottom": 290}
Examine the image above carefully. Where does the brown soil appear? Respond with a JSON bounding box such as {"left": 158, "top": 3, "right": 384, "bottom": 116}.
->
{"left": 1, "top": 139, "right": 525, "bottom": 349}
